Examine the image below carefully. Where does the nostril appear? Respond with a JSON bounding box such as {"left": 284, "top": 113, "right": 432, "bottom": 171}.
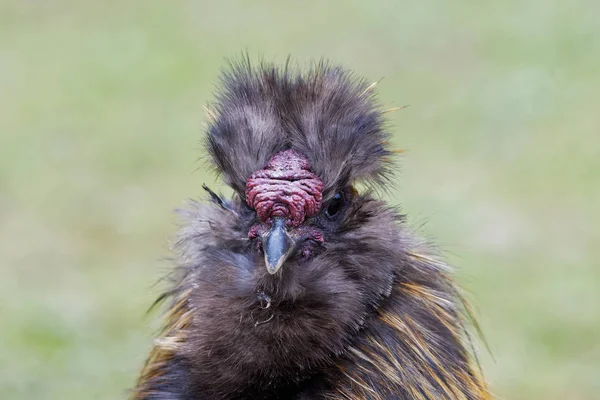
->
{"left": 301, "top": 247, "right": 311, "bottom": 259}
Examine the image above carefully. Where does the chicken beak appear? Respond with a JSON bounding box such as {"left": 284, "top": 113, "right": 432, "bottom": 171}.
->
{"left": 262, "top": 218, "right": 294, "bottom": 274}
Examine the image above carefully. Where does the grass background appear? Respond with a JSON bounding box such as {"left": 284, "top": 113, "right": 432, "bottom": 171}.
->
{"left": 1, "top": 1, "right": 599, "bottom": 399}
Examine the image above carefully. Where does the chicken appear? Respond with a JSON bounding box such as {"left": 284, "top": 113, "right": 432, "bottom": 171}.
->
{"left": 131, "top": 58, "right": 490, "bottom": 400}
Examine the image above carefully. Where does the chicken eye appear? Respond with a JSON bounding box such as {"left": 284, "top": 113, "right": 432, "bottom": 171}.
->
{"left": 325, "top": 192, "right": 344, "bottom": 219}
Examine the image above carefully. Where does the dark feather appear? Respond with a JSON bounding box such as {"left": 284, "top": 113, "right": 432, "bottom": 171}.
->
{"left": 205, "top": 57, "right": 393, "bottom": 199}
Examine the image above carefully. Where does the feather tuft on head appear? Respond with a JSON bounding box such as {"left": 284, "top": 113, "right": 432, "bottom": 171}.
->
{"left": 205, "top": 57, "right": 394, "bottom": 198}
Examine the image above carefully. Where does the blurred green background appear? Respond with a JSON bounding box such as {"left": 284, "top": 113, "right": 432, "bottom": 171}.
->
{"left": 1, "top": 1, "right": 599, "bottom": 399}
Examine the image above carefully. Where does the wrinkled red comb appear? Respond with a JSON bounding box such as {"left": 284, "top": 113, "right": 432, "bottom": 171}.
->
{"left": 245, "top": 150, "right": 324, "bottom": 227}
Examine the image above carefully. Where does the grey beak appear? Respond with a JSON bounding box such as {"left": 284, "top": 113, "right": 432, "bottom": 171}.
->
{"left": 262, "top": 218, "right": 294, "bottom": 274}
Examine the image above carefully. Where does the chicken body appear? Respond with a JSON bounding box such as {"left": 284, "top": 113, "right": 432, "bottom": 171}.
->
{"left": 132, "top": 59, "right": 490, "bottom": 400}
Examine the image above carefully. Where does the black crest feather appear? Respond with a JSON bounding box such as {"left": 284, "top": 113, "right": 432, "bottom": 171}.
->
{"left": 205, "top": 56, "right": 392, "bottom": 198}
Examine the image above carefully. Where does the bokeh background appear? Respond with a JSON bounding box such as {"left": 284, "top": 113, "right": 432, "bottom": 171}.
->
{"left": 1, "top": 1, "right": 599, "bottom": 399}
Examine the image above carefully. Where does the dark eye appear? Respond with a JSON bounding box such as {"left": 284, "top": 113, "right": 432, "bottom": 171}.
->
{"left": 325, "top": 192, "right": 344, "bottom": 219}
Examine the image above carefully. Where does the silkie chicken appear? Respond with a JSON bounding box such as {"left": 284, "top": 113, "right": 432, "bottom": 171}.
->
{"left": 131, "top": 58, "right": 490, "bottom": 400}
